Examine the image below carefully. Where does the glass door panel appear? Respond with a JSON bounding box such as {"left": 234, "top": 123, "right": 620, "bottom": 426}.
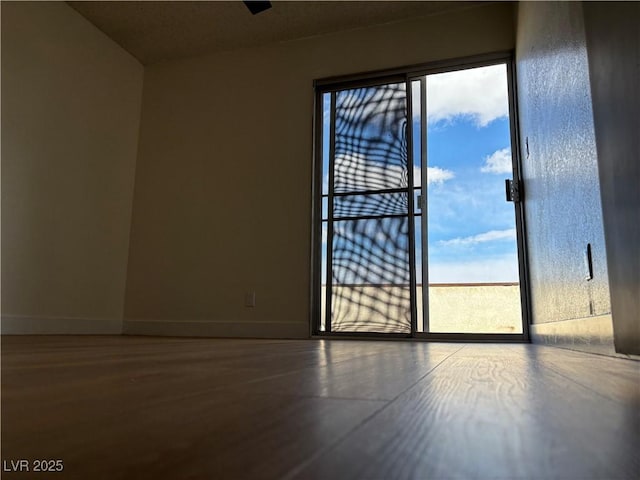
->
{"left": 421, "top": 64, "right": 523, "bottom": 334}
{"left": 323, "top": 82, "right": 414, "bottom": 334}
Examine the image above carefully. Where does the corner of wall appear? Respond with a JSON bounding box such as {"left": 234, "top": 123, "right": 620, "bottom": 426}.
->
{"left": 1, "top": 2, "right": 144, "bottom": 335}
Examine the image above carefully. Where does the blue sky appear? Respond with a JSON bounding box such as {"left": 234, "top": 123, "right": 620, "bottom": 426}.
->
{"left": 421, "top": 113, "right": 518, "bottom": 283}
{"left": 322, "top": 64, "right": 520, "bottom": 284}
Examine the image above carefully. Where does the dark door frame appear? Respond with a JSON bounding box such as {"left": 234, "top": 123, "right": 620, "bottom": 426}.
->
{"left": 310, "top": 51, "right": 531, "bottom": 342}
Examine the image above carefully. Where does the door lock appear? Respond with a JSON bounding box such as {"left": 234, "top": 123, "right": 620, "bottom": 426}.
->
{"left": 505, "top": 179, "right": 520, "bottom": 202}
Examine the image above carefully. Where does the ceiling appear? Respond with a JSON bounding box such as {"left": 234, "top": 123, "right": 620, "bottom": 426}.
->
{"left": 67, "top": 1, "right": 484, "bottom": 65}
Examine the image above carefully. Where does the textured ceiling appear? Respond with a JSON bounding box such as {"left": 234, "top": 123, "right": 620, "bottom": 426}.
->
{"left": 67, "top": 1, "right": 483, "bottom": 65}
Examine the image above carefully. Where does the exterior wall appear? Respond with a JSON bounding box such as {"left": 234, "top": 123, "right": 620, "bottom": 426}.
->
{"left": 321, "top": 285, "right": 522, "bottom": 334}
{"left": 1, "top": 2, "right": 144, "bottom": 334}
{"left": 123, "top": 3, "right": 516, "bottom": 338}
{"left": 515, "top": 2, "right": 613, "bottom": 353}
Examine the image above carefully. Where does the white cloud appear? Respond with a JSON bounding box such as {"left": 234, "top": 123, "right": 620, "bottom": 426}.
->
{"left": 427, "top": 166, "right": 455, "bottom": 185}
{"left": 438, "top": 228, "right": 516, "bottom": 247}
{"left": 416, "top": 165, "right": 457, "bottom": 186}
{"left": 481, "top": 147, "right": 512, "bottom": 174}
{"left": 419, "top": 64, "right": 509, "bottom": 127}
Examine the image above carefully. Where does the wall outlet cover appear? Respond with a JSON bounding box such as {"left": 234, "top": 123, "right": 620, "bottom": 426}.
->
{"left": 245, "top": 291, "right": 256, "bottom": 307}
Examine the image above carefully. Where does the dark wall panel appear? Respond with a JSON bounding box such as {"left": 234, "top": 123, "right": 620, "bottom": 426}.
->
{"left": 583, "top": 2, "right": 640, "bottom": 354}
{"left": 515, "top": 3, "right": 611, "bottom": 330}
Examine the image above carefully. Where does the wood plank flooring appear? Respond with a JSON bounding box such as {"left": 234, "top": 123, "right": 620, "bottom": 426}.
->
{"left": 1, "top": 336, "right": 639, "bottom": 479}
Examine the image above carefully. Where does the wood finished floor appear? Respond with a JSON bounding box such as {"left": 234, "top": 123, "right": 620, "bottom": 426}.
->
{"left": 1, "top": 336, "right": 639, "bottom": 479}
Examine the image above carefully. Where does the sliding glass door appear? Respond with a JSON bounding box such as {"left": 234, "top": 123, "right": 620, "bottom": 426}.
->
{"left": 319, "top": 80, "right": 416, "bottom": 334}
{"left": 313, "top": 56, "right": 528, "bottom": 339}
{"left": 414, "top": 64, "right": 524, "bottom": 335}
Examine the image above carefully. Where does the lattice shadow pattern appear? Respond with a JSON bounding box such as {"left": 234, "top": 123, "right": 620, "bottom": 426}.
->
{"left": 329, "top": 83, "right": 411, "bottom": 333}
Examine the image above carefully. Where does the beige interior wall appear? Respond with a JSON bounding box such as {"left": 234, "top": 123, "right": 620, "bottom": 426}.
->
{"left": 124, "top": 3, "right": 515, "bottom": 337}
{"left": 1, "top": 2, "right": 144, "bottom": 333}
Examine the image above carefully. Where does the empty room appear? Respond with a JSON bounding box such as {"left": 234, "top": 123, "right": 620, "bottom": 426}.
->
{"left": 1, "top": 1, "right": 639, "bottom": 478}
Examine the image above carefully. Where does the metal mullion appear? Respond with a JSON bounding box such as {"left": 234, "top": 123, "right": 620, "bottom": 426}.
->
{"left": 316, "top": 52, "right": 514, "bottom": 94}
{"left": 420, "top": 76, "right": 429, "bottom": 334}
{"left": 324, "top": 92, "right": 337, "bottom": 334}
{"left": 414, "top": 332, "right": 528, "bottom": 342}
{"left": 315, "top": 74, "right": 406, "bottom": 93}
{"left": 316, "top": 331, "right": 412, "bottom": 339}
{"left": 406, "top": 78, "right": 418, "bottom": 336}
{"left": 311, "top": 91, "right": 323, "bottom": 335}
{"left": 332, "top": 187, "right": 408, "bottom": 197}
{"left": 332, "top": 213, "right": 408, "bottom": 222}
{"left": 507, "top": 57, "right": 531, "bottom": 342}
{"left": 404, "top": 52, "right": 514, "bottom": 80}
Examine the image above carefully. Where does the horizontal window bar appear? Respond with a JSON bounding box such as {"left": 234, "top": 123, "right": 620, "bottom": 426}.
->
{"left": 332, "top": 187, "right": 410, "bottom": 197}
{"left": 332, "top": 213, "right": 409, "bottom": 222}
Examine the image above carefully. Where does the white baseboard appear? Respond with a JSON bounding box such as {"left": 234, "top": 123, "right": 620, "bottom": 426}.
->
{"left": 530, "top": 314, "right": 617, "bottom": 356}
{"left": 123, "top": 319, "right": 310, "bottom": 339}
{"left": 1, "top": 315, "right": 123, "bottom": 335}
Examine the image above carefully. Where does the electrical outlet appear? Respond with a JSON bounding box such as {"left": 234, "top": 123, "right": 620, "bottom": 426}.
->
{"left": 245, "top": 291, "right": 256, "bottom": 308}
